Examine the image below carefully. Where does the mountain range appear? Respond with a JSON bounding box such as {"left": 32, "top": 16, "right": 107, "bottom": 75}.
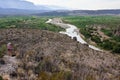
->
{"left": 0, "top": 0, "right": 120, "bottom": 16}
{"left": 36, "top": 9, "right": 120, "bottom": 16}
{"left": 0, "top": 8, "right": 49, "bottom": 15}
{"left": 1, "top": 8, "right": 120, "bottom": 16}
{"left": 0, "top": 0, "right": 65, "bottom": 10}
{"left": 0, "top": 0, "right": 66, "bottom": 15}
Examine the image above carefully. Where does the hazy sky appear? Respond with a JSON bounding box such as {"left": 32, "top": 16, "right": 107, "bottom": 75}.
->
{"left": 25, "top": 0, "right": 120, "bottom": 10}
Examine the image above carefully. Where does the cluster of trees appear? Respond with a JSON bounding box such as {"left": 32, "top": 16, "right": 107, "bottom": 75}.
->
{"left": 0, "top": 16, "right": 63, "bottom": 32}
{"left": 80, "top": 26, "right": 120, "bottom": 53}
{"left": 98, "top": 40, "right": 120, "bottom": 53}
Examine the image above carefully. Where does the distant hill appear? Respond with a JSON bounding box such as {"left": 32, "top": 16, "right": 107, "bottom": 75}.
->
{"left": 35, "top": 11, "right": 69, "bottom": 16}
{"left": 35, "top": 9, "right": 120, "bottom": 16}
{"left": 0, "top": 8, "right": 120, "bottom": 16}
{"left": 71, "top": 9, "right": 120, "bottom": 15}
{"left": 0, "top": 0, "right": 50, "bottom": 16}
{"left": 0, "top": 0, "right": 64, "bottom": 10}
{"left": 1, "top": 0, "right": 119, "bottom": 16}
{"left": 0, "top": 0, "right": 120, "bottom": 16}
{"left": 0, "top": 7, "right": 49, "bottom": 16}
{"left": 0, "top": 0, "right": 66, "bottom": 16}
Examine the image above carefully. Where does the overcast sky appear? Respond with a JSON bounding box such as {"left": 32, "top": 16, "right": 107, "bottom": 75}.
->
{"left": 25, "top": 0, "right": 120, "bottom": 10}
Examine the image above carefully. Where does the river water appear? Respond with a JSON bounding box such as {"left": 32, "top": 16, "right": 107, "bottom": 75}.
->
{"left": 46, "top": 19, "right": 102, "bottom": 51}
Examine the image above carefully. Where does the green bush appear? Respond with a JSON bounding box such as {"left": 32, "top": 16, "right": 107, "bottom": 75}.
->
{"left": 0, "top": 44, "right": 7, "bottom": 58}
{"left": 37, "top": 71, "right": 72, "bottom": 80}
{"left": 0, "top": 76, "right": 3, "bottom": 80}
{"left": 86, "top": 74, "right": 96, "bottom": 80}
{"left": 80, "top": 28, "right": 92, "bottom": 38}
{"left": 112, "top": 36, "right": 120, "bottom": 42}
{"left": 99, "top": 40, "right": 114, "bottom": 50}
{"left": 112, "top": 44, "right": 120, "bottom": 53}
{"left": 101, "top": 29, "right": 113, "bottom": 37}
{"left": 91, "top": 35, "right": 101, "bottom": 43}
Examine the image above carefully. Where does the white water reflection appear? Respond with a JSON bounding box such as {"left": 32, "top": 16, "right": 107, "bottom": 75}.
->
{"left": 46, "top": 19, "right": 102, "bottom": 51}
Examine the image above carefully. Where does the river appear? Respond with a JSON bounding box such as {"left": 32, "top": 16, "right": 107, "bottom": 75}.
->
{"left": 46, "top": 19, "right": 102, "bottom": 51}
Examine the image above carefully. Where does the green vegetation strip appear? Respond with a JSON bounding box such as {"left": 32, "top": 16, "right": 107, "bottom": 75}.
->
{"left": 0, "top": 16, "right": 63, "bottom": 32}
{"left": 63, "top": 16, "right": 120, "bottom": 53}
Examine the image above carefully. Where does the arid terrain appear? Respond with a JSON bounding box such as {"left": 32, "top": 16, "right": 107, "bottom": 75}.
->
{"left": 0, "top": 0, "right": 120, "bottom": 80}
{"left": 0, "top": 29, "right": 120, "bottom": 80}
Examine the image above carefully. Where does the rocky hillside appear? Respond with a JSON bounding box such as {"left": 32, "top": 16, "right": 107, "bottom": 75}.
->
{"left": 0, "top": 29, "right": 120, "bottom": 80}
